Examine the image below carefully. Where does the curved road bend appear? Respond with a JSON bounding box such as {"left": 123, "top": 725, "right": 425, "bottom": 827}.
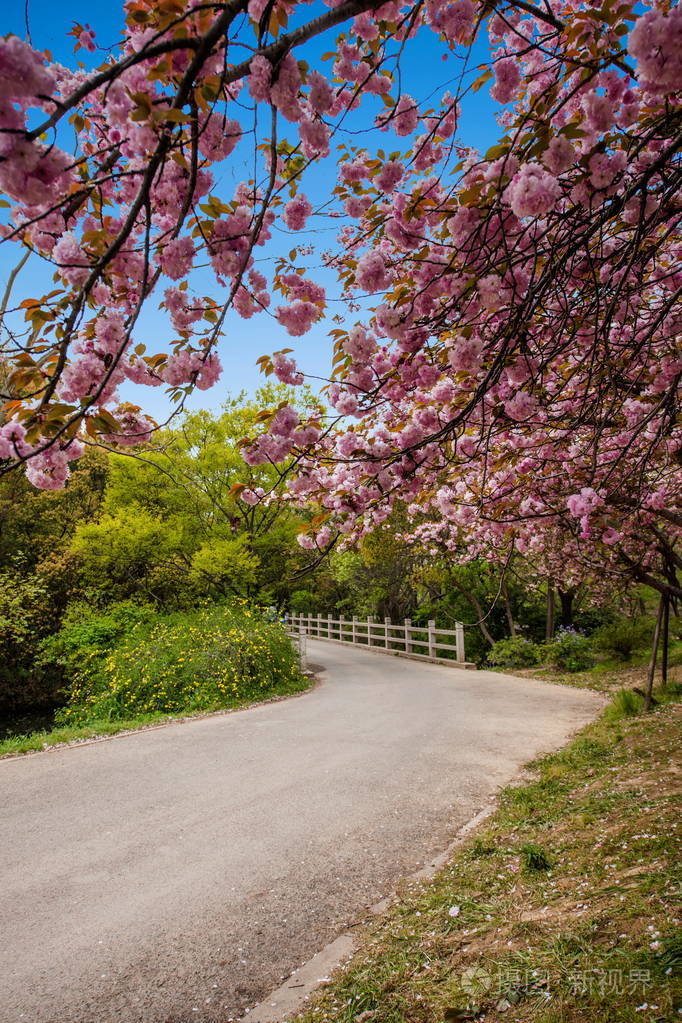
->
{"left": 0, "top": 640, "right": 602, "bottom": 1023}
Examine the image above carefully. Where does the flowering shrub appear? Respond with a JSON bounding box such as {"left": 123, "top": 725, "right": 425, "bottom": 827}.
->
{"left": 56, "top": 602, "right": 303, "bottom": 724}
{"left": 543, "top": 628, "right": 595, "bottom": 673}
{"left": 487, "top": 637, "right": 540, "bottom": 670}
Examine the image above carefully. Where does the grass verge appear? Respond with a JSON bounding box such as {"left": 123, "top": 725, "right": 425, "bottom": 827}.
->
{"left": 295, "top": 689, "right": 681, "bottom": 1023}
{"left": 509, "top": 640, "right": 682, "bottom": 695}
{"left": 0, "top": 673, "right": 312, "bottom": 758}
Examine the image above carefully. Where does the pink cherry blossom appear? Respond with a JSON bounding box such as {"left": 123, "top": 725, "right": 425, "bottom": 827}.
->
{"left": 272, "top": 352, "right": 304, "bottom": 386}
{"left": 0, "top": 421, "right": 32, "bottom": 459}
{"left": 388, "top": 94, "right": 418, "bottom": 136}
{"left": 158, "top": 236, "right": 195, "bottom": 280}
{"left": 628, "top": 6, "right": 682, "bottom": 94}
{"left": 247, "top": 54, "right": 272, "bottom": 102}
{"left": 75, "top": 24, "right": 97, "bottom": 53}
{"left": 0, "top": 0, "right": 677, "bottom": 620}
{"left": 355, "top": 250, "right": 390, "bottom": 293}
{"left": 376, "top": 160, "right": 404, "bottom": 193}
{"left": 275, "top": 301, "right": 320, "bottom": 337}
{"left": 283, "top": 194, "right": 312, "bottom": 231}
{"left": 506, "top": 163, "right": 561, "bottom": 218}
{"left": 491, "top": 58, "right": 521, "bottom": 104}
{"left": 308, "top": 70, "right": 335, "bottom": 114}
{"left": 0, "top": 35, "right": 55, "bottom": 101}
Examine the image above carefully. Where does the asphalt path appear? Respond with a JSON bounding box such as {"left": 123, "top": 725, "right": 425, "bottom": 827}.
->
{"left": 0, "top": 640, "right": 602, "bottom": 1023}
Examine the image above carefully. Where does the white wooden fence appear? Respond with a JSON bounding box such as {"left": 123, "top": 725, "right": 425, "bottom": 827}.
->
{"left": 285, "top": 612, "right": 475, "bottom": 668}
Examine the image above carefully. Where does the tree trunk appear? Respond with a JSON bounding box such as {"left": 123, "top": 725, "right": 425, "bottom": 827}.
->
{"left": 501, "top": 580, "right": 517, "bottom": 638}
{"left": 644, "top": 595, "right": 664, "bottom": 712}
{"left": 661, "top": 594, "right": 670, "bottom": 689}
{"left": 558, "top": 585, "right": 577, "bottom": 628}
{"left": 448, "top": 578, "right": 495, "bottom": 646}
{"left": 546, "top": 582, "right": 556, "bottom": 642}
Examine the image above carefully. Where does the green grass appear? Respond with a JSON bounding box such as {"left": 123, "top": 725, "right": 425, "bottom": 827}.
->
{"left": 604, "top": 688, "right": 646, "bottom": 720}
{"left": 0, "top": 677, "right": 312, "bottom": 758}
{"left": 294, "top": 688, "right": 681, "bottom": 1023}
{"left": 0, "top": 713, "right": 174, "bottom": 756}
{"left": 519, "top": 842, "right": 553, "bottom": 873}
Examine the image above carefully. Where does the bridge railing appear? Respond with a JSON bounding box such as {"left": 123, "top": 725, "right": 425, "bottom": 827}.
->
{"left": 285, "top": 612, "right": 475, "bottom": 669}
{"left": 284, "top": 627, "right": 308, "bottom": 671}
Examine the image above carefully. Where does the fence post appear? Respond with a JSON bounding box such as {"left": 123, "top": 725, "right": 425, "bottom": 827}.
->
{"left": 405, "top": 618, "right": 412, "bottom": 654}
{"left": 428, "top": 620, "right": 436, "bottom": 659}
{"left": 456, "top": 622, "right": 465, "bottom": 663}
{"left": 327, "top": 612, "right": 333, "bottom": 639}
{"left": 317, "top": 612, "right": 322, "bottom": 638}
{"left": 352, "top": 615, "right": 357, "bottom": 644}
{"left": 339, "top": 614, "right": 345, "bottom": 642}
{"left": 367, "top": 616, "right": 374, "bottom": 647}
{"left": 299, "top": 627, "right": 306, "bottom": 670}
{"left": 384, "top": 616, "right": 390, "bottom": 649}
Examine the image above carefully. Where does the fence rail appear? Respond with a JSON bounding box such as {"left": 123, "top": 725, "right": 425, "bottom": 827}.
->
{"left": 286, "top": 612, "right": 475, "bottom": 668}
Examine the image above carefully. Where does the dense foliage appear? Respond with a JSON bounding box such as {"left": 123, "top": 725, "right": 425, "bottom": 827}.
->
{"left": 0, "top": 405, "right": 671, "bottom": 726}
{"left": 0, "top": 390, "right": 312, "bottom": 715}
{"left": 1, "top": 396, "right": 665, "bottom": 725}
{"left": 543, "top": 627, "right": 595, "bottom": 673}
{"left": 593, "top": 617, "right": 653, "bottom": 662}
{"left": 487, "top": 637, "right": 540, "bottom": 670}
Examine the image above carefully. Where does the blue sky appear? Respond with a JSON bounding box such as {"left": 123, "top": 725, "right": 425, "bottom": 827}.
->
{"left": 2, "top": 0, "right": 500, "bottom": 419}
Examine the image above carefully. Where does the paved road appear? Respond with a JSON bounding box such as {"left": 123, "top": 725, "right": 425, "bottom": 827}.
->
{"left": 1, "top": 641, "right": 602, "bottom": 1023}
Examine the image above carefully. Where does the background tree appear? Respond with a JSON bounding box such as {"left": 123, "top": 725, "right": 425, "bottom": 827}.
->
{"left": 0, "top": 449, "right": 109, "bottom": 712}
{"left": 69, "top": 386, "right": 313, "bottom": 606}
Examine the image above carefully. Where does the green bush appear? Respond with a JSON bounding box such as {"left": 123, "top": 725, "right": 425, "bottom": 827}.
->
{"left": 543, "top": 627, "right": 594, "bottom": 672}
{"left": 0, "top": 570, "right": 61, "bottom": 711}
{"left": 40, "top": 601, "right": 155, "bottom": 677}
{"left": 57, "top": 602, "right": 303, "bottom": 724}
{"left": 289, "top": 589, "right": 317, "bottom": 613}
{"left": 605, "top": 688, "right": 645, "bottom": 720}
{"left": 593, "top": 618, "right": 652, "bottom": 661}
{"left": 487, "top": 636, "right": 541, "bottom": 669}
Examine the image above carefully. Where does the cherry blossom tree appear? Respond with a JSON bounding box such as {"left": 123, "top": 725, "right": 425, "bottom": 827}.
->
{"left": 239, "top": 0, "right": 681, "bottom": 615}
{"left": 0, "top": 0, "right": 680, "bottom": 620}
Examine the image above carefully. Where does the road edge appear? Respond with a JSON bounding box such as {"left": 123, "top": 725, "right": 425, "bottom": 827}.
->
{"left": 0, "top": 669, "right": 324, "bottom": 763}
{"left": 240, "top": 688, "right": 606, "bottom": 1023}
{"left": 242, "top": 804, "right": 496, "bottom": 1023}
